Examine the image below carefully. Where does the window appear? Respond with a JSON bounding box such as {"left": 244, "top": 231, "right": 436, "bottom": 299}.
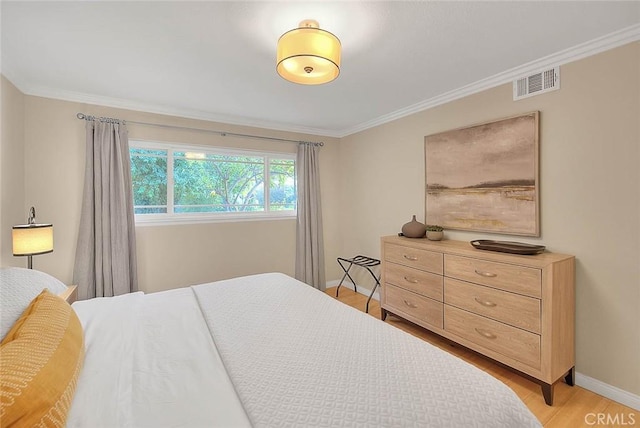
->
{"left": 130, "top": 141, "right": 296, "bottom": 224}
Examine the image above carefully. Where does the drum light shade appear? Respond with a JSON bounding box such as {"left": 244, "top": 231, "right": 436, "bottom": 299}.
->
{"left": 12, "top": 207, "right": 54, "bottom": 269}
{"left": 12, "top": 224, "right": 54, "bottom": 257}
{"left": 277, "top": 20, "right": 341, "bottom": 85}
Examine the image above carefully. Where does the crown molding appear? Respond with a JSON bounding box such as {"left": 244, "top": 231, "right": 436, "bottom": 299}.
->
{"left": 1, "top": 64, "right": 342, "bottom": 139}
{"left": 30, "top": 85, "right": 342, "bottom": 138}
{"left": 338, "top": 23, "right": 640, "bottom": 137}
{"left": 4, "top": 24, "right": 638, "bottom": 139}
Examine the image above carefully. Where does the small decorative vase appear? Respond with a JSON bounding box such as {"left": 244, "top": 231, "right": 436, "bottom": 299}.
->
{"left": 426, "top": 231, "right": 444, "bottom": 241}
{"left": 401, "top": 215, "right": 426, "bottom": 238}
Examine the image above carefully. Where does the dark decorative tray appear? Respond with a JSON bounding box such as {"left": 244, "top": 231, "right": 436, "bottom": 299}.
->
{"left": 470, "top": 240, "right": 545, "bottom": 255}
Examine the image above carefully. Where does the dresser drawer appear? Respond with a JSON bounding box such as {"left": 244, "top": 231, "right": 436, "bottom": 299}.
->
{"left": 386, "top": 263, "right": 443, "bottom": 301}
{"left": 445, "top": 305, "right": 540, "bottom": 369}
{"left": 385, "top": 284, "right": 443, "bottom": 329}
{"left": 384, "top": 243, "right": 443, "bottom": 274}
{"left": 444, "top": 278, "right": 540, "bottom": 334}
{"left": 444, "top": 255, "right": 541, "bottom": 298}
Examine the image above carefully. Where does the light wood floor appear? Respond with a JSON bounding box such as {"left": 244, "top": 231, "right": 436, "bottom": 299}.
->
{"left": 326, "top": 286, "right": 639, "bottom": 428}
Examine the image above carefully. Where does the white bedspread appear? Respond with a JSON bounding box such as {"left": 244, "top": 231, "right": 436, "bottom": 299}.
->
{"left": 68, "top": 273, "right": 540, "bottom": 427}
{"left": 68, "top": 288, "right": 251, "bottom": 427}
{"left": 192, "top": 273, "right": 540, "bottom": 427}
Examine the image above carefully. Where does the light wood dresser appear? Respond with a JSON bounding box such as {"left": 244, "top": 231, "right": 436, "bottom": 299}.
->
{"left": 380, "top": 235, "right": 575, "bottom": 405}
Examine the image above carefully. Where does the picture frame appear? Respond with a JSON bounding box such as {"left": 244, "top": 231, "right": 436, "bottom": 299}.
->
{"left": 425, "top": 111, "right": 540, "bottom": 237}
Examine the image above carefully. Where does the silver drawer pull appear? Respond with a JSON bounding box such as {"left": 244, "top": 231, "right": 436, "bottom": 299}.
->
{"left": 403, "top": 300, "right": 418, "bottom": 308}
{"left": 403, "top": 276, "right": 419, "bottom": 284}
{"left": 474, "top": 297, "right": 497, "bottom": 307}
{"left": 474, "top": 269, "right": 497, "bottom": 278}
{"left": 403, "top": 254, "right": 418, "bottom": 261}
{"left": 475, "top": 328, "right": 497, "bottom": 339}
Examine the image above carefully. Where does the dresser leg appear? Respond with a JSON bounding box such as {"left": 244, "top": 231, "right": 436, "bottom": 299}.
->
{"left": 541, "top": 383, "right": 555, "bottom": 406}
{"left": 564, "top": 366, "right": 575, "bottom": 386}
{"left": 381, "top": 308, "right": 388, "bottom": 321}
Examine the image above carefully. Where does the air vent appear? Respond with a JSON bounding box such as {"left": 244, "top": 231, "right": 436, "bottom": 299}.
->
{"left": 513, "top": 67, "right": 560, "bottom": 100}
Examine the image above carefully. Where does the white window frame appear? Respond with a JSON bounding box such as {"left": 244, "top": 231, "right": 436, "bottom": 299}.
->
{"left": 130, "top": 140, "right": 297, "bottom": 226}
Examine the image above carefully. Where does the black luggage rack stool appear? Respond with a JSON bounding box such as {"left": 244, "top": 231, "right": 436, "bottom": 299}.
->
{"left": 336, "top": 255, "right": 381, "bottom": 313}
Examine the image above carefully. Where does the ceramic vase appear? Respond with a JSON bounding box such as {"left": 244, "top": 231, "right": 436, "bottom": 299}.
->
{"left": 401, "top": 215, "right": 426, "bottom": 238}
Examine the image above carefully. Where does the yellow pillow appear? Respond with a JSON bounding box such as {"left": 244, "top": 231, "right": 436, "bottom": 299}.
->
{"left": 0, "top": 289, "right": 84, "bottom": 428}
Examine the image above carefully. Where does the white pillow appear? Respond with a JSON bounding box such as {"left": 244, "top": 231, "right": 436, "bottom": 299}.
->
{"left": 0, "top": 267, "right": 69, "bottom": 341}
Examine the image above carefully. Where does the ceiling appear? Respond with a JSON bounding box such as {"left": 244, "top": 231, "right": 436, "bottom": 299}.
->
{"left": 2, "top": 1, "right": 639, "bottom": 137}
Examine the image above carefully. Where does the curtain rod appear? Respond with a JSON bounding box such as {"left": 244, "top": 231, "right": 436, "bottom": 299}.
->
{"left": 76, "top": 113, "right": 324, "bottom": 146}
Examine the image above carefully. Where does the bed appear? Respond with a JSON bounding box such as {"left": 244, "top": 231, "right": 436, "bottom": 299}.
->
{"left": 1, "top": 269, "right": 541, "bottom": 427}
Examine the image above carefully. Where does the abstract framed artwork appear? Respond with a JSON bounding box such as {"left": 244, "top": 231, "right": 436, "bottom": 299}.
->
{"left": 425, "top": 111, "right": 540, "bottom": 236}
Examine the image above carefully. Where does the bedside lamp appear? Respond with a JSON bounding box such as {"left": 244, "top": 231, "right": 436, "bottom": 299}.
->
{"left": 12, "top": 207, "right": 53, "bottom": 269}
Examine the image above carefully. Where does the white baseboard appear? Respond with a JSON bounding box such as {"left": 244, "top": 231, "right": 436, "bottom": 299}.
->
{"left": 326, "top": 281, "right": 639, "bottom": 411}
{"left": 576, "top": 372, "right": 640, "bottom": 411}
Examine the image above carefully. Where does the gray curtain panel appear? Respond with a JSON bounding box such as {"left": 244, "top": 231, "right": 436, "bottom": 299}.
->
{"left": 73, "top": 119, "right": 138, "bottom": 299}
{"left": 295, "top": 143, "right": 325, "bottom": 290}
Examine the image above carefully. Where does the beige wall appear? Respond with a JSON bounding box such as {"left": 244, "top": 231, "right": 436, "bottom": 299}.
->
{"left": 339, "top": 42, "right": 640, "bottom": 395}
{"left": 0, "top": 76, "right": 25, "bottom": 267}
{"left": 18, "top": 96, "right": 341, "bottom": 292}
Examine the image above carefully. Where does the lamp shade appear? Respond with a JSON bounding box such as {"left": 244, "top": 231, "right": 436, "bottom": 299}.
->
{"left": 277, "top": 20, "right": 341, "bottom": 85}
{"left": 12, "top": 224, "right": 54, "bottom": 256}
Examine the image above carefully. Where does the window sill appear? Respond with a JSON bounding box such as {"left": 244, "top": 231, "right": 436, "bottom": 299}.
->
{"left": 134, "top": 212, "right": 296, "bottom": 227}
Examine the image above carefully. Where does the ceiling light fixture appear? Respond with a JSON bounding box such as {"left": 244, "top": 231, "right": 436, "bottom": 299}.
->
{"left": 276, "top": 19, "right": 341, "bottom": 85}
